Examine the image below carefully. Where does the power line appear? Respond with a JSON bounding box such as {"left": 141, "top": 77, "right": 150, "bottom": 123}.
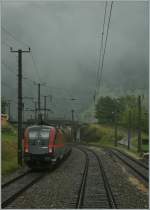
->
{"left": 95, "top": 1, "right": 108, "bottom": 98}
{"left": 2, "top": 26, "right": 40, "bottom": 88}
{"left": 2, "top": 81, "right": 17, "bottom": 90}
{"left": 2, "top": 61, "right": 17, "bottom": 75}
{"left": 2, "top": 26, "right": 42, "bottom": 85}
{"left": 97, "top": 1, "right": 113, "bottom": 97}
{"left": 30, "top": 52, "right": 41, "bottom": 83}
{"left": 2, "top": 26, "right": 29, "bottom": 48}
{"left": 2, "top": 41, "right": 11, "bottom": 48}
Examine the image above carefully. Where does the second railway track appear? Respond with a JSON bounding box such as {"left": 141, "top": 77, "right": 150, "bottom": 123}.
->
{"left": 2, "top": 171, "right": 46, "bottom": 208}
{"left": 2, "top": 149, "right": 72, "bottom": 209}
{"left": 110, "top": 149, "right": 149, "bottom": 183}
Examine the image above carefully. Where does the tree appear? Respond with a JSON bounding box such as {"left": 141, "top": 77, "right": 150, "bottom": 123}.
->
{"left": 95, "top": 96, "right": 122, "bottom": 124}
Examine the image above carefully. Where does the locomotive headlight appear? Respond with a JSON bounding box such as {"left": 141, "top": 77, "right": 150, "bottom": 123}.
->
{"left": 49, "top": 148, "right": 53, "bottom": 153}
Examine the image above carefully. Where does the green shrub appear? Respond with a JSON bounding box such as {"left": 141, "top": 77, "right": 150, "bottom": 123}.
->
{"left": 81, "top": 124, "right": 125, "bottom": 146}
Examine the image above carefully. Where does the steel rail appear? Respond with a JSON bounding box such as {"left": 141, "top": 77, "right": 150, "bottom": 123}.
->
{"left": 87, "top": 148, "right": 117, "bottom": 209}
{"left": 75, "top": 148, "right": 89, "bottom": 208}
{"left": 113, "top": 148, "right": 148, "bottom": 170}
{"left": 110, "top": 150, "right": 149, "bottom": 182}
{"left": 2, "top": 170, "right": 31, "bottom": 189}
{"left": 2, "top": 173, "right": 45, "bottom": 208}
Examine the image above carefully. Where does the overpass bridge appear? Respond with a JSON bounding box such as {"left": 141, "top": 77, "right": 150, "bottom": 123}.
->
{"left": 9, "top": 119, "right": 82, "bottom": 127}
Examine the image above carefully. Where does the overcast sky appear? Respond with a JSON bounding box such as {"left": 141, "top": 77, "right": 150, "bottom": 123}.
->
{"left": 1, "top": 1, "right": 149, "bottom": 120}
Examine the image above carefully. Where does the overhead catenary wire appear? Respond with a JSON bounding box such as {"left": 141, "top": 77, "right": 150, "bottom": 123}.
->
{"left": 1, "top": 26, "right": 30, "bottom": 49}
{"left": 2, "top": 25, "right": 40, "bottom": 85}
{"left": 2, "top": 26, "right": 43, "bottom": 96}
{"left": 2, "top": 24, "right": 92, "bottom": 118}
{"left": 2, "top": 62, "right": 17, "bottom": 75}
{"left": 30, "top": 52, "right": 41, "bottom": 84}
{"left": 2, "top": 41, "right": 12, "bottom": 48}
{"left": 2, "top": 81, "right": 17, "bottom": 90}
{"left": 2, "top": 25, "right": 41, "bottom": 79}
{"left": 96, "top": 1, "right": 113, "bottom": 97}
{"left": 95, "top": 1, "right": 108, "bottom": 99}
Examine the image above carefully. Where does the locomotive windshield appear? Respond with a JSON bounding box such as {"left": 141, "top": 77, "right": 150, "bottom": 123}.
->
{"left": 39, "top": 129, "right": 50, "bottom": 139}
{"left": 29, "top": 131, "right": 38, "bottom": 139}
{"left": 28, "top": 127, "right": 51, "bottom": 140}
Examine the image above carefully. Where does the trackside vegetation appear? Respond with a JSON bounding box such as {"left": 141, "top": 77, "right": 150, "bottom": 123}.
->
{"left": 1, "top": 124, "right": 19, "bottom": 175}
{"left": 81, "top": 124, "right": 124, "bottom": 146}
{"left": 95, "top": 95, "right": 148, "bottom": 133}
{"left": 81, "top": 95, "right": 148, "bottom": 155}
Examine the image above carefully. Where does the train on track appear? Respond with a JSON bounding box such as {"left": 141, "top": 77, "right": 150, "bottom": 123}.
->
{"left": 23, "top": 125, "right": 71, "bottom": 168}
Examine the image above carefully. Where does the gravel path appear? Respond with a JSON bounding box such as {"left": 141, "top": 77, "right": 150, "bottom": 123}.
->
{"left": 6, "top": 148, "right": 85, "bottom": 209}
{"left": 89, "top": 146, "right": 149, "bottom": 209}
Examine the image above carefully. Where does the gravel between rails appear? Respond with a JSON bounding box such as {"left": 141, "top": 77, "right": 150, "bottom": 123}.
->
{"left": 77, "top": 148, "right": 111, "bottom": 208}
{"left": 6, "top": 147, "right": 86, "bottom": 209}
{"left": 87, "top": 146, "right": 149, "bottom": 209}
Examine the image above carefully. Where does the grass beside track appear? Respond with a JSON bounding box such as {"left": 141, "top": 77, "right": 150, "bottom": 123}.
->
{"left": 81, "top": 123, "right": 149, "bottom": 158}
{"left": 1, "top": 125, "right": 19, "bottom": 175}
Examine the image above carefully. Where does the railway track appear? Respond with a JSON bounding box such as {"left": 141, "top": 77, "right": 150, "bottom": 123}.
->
{"left": 2, "top": 171, "right": 46, "bottom": 208}
{"left": 2, "top": 149, "right": 72, "bottom": 209}
{"left": 114, "top": 149, "right": 148, "bottom": 169}
{"left": 2, "top": 170, "right": 31, "bottom": 189}
{"left": 76, "top": 146, "right": 117, "bottom": 209}
{"left": 110, "top": 149, "right": 149, "bottom": 183}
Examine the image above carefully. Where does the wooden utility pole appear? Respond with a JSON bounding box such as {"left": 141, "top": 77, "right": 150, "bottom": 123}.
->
{"left": 128, "top": 110, "right": 131, "bottom": 150}
{"left": 137, "top": 95, "right": 142, "bottom": 153}
{"left": 10, "top": 47, "right": 30, "bottom": 166}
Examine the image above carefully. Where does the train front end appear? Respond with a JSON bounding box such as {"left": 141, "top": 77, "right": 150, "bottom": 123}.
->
{"left": 23, "top": 125, "right": 56, "bottom": 168}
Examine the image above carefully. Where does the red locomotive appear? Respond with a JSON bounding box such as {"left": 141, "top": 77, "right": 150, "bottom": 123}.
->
{"left": 23, "top": 125, "right": 70, "bottom": 168}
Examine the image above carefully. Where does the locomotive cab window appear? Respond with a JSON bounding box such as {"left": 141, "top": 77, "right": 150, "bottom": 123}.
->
{"left": 39, "top": 129, "right": 50, "bottom": 139}
{"left": 29, "top": 131, "right": 38, "bottom": 139}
